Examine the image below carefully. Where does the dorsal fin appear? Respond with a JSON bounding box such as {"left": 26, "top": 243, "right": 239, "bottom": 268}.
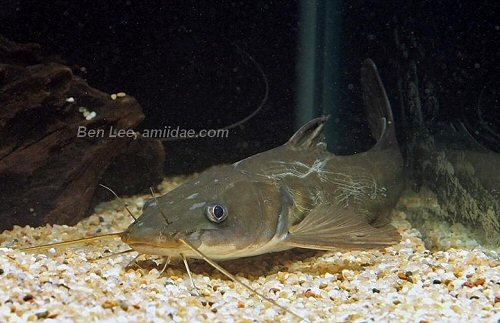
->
{"left": 361, "top": 59, "right": 398, "bottom": 151}
{"left": 287, "top": 116, "right": 329, "bottom": 150}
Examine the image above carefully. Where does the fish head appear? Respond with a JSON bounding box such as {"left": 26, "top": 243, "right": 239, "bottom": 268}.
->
{"left": 121, "top": 166, "right": 286, "bottom": 259}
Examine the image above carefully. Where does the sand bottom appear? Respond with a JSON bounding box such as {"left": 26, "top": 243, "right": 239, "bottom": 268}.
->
{"left": 0, "top": 178, "right": 499, "bottom": 322}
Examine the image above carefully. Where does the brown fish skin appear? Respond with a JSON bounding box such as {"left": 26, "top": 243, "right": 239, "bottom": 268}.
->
{"left": 122, "top": 59, "right": 403, "bottom": 260}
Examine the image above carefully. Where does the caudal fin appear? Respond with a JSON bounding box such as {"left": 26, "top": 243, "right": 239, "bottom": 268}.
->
{"left": 361, "top": 59, "right": 398, "bottom": 151}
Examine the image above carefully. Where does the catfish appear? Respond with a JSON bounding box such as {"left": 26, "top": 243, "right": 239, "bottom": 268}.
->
{"left": 20, "top": 59, "right": 403, "bottom": 321}
{"left": 119, "top": 59, "right": 403, "bottom": 259}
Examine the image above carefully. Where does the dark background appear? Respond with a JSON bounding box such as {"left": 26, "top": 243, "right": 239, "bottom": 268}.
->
{"left": 1, "top": 0, "right": 499, "bottom": 175}
{"left": 0, "top": 0, "right": 299, "bottom": 175}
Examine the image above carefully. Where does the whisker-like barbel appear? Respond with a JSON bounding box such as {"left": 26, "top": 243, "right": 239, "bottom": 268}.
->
{"left": 178, "top": 239, "right": 308, "bottom": 322}
{"left": 99, "top": 248, "right": 136, "bottom": 259}
{"left": 99, "top": 184, "right": 137, "bottom": 221}
{"left": 18, "top": 232, "right": 123, "bottom": 252}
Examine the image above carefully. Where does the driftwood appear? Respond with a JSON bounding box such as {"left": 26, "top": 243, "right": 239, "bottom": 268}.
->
{"left": 0, "top": 35, "right": 165, "bottom": 231}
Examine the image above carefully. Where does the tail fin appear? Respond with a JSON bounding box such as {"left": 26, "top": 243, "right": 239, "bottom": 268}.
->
{"left": 361, "top": 59, "right": 398, "bottom": 151}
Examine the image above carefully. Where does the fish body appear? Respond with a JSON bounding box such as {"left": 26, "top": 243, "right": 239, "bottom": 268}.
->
{"left": 121, "top": 59, "right": 404, "bottom": 260}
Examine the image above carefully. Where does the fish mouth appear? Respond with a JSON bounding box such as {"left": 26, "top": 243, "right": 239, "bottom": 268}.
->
{"left": 120, "top": 232, "right": 192, "bottom": 257}
{"left": 121, "top": 232, "right": 184, "bottom": 248}
{"left": 123, "top": 241, "right": 191, "bottom": 258}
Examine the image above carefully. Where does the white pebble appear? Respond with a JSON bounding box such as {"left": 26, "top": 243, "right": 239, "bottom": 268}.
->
{"left": 86, "top": 111, "right": 97, "bottom": 120}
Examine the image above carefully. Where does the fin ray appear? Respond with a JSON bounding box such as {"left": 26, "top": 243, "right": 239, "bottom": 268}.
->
{"left": 286, "top": 205, "right": 400, "bottom": 250}
{"left": 287, "top": 116, "right": 329, "bottom": 150}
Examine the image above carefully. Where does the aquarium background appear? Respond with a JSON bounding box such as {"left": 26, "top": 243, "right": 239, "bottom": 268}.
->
{"left": 1, "top": 1, "right": 297, "bottom": 175}
{"left": 0, "top": 5, "right": 499, "bottom": 322}
{"left": 1, "top": 0, "right": 498, "bottom": 175}
{"left": 0, "top": 0, "right": 499, "bottom": 239}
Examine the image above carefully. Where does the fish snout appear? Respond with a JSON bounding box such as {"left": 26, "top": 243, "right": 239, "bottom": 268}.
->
{"left": 120, "top": 222, "right": 186, "bottom": 252}
{"left": 121, "top": 223, "right": 159, "bottom": 243}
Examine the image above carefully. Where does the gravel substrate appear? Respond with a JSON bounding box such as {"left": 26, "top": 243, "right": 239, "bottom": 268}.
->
{"left": 0, "top": 178, "right": 499, "bottom": 322}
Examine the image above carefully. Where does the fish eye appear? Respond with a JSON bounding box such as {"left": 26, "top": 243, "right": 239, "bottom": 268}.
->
{"left": 206, "top": 203, "right": 228, "bottom": 223}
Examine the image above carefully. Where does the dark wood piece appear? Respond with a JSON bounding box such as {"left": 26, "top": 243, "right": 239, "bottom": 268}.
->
{"left": 0, "top": 35, "right": 165, "bottom": 231}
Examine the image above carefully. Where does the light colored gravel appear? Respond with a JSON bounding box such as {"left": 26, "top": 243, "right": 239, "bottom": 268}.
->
{"left": 0, "top": 178, "right": 499, "bottom": 322}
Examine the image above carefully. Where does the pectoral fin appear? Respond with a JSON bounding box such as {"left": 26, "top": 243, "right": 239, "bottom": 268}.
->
{"left": 285, "top": 205, "right": 401, "bottom": 250}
